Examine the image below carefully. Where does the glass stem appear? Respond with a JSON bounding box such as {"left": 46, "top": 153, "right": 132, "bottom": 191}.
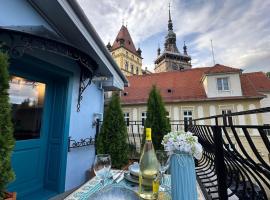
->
{"left": 160, "top": 171, "right": 164, "bottom": 186}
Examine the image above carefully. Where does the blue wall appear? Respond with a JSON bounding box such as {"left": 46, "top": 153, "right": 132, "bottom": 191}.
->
{"left": 65, "top": 77, "right": 104, "bottom": 190}
{"left": 0, "top": 0, "right": 105, "bottom": 192}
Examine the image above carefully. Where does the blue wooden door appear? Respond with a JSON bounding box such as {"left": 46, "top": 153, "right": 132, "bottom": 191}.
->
{"left": 8, "top": 75, "right": 52, "bottom": 198}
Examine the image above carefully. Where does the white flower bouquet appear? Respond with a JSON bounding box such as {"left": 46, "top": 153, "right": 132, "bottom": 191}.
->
{"left": 162, "top": 131, "right": 203, "bottom": 160}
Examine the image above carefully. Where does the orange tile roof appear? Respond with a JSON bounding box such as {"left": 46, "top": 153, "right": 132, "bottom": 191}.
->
{"left": 121, "top": 64, "right": 270, "bottom": 105}
{"left": 242, "top": 72, "right": 270, "bottom": 92}
{"left": 111, "top": 25, "right": 138, "bottom": 56}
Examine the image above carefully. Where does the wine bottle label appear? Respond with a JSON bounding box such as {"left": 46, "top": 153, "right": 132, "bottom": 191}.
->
{"left": 146, "top": 128, "right": 151, "bottom": 141}
{"left": 152, "top": 179, "right": 159, "bottom": 193}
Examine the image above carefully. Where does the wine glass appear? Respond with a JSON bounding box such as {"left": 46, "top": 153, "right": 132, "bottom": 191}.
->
{"left": 156, "top": 150, "right": 170, "bottom": 191}
{"left": 93, "top": 154, "right": 111, "bottom": 185}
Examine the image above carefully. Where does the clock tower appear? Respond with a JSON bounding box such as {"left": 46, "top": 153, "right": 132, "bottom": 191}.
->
{"left": 154, "top": 5, "right": 192, "bottom": 73}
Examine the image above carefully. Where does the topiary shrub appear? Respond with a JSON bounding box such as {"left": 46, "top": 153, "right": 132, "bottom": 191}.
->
{"left": 145, "top": 85, "right": 171, "bottom": 150}
{"left": 96, "top": 93, "right": 129, "bottom": 169}
{"left": 0, "top": 52, "right": 15, "bottom": 199}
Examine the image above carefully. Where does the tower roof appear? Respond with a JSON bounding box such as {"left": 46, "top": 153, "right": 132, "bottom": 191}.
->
{"left": 111, "top": 25, "right": 139, "bottom": 56}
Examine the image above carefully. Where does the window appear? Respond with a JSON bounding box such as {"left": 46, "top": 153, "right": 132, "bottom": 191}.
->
{"left": 124, "top": 112, "right": 130, "bottom": 126}
{"left": 137, "top": 58, "right": 139, "bottom": 62}
{"left": 131, "top": 64, "right": 134, "bottom": 74}
{"left": 125, "top": 61, "right": 129, "bottom": 71}
{"left": 141, "top": 112, "right": 147, "bottom": 126}
{"left": 264, "top": 125, "right": 270, "bottom": 140}
{"left": 136, "top": 67, "right": 139, "bottom": 75}
{"left": 9, "top": 76, "right": 46, "bottom": 140}
{"left": 112, "top": 52, "right": 115, "bottom": 56}
{"left": 183, "top": 110, "right": 192, "bottom": 123}
{"left": 222, "top": 109, "right": 233, "bottom": 125}
{"left": 166, "top": 111, "right": 170, "bottom": 119}
{"left": 217, "top": 77, "right": 229, "bottom": 91}
{"left": 132, "top": 55, "right": 134, "bottom": 59}
{"left": 126, "top": 51, "right": 128, "bottom": 56}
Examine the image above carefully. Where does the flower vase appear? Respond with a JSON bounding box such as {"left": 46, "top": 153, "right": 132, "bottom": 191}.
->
{"left": 170, "top": 152, "right": 197, "bottom": 200}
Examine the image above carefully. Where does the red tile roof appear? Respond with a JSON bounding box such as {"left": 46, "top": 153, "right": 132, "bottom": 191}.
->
{"left": 242, "top": 72, "right": 270, "bottom": 92}
{"left": 121, "top": 65, "right": 270, "bottom": 105}
{"left": 111, "top": 25, "right": 138, "bottom": 56}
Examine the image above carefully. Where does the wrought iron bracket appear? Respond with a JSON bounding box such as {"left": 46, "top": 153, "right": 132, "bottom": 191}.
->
{"left": 77, "top": 66, "right": 93, "bottom": 112}
{"left": 68, "top": 136, "right": 95, "bottom": 152}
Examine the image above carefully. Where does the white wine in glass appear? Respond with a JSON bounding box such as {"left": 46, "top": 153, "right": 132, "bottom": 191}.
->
{"left": 94, "top": 154, "right": 111, "bottom": 185}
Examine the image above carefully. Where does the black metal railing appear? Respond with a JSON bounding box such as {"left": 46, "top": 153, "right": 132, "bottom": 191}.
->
{"left": 95, "top": 120, "right": 187, "bottom": 159}
{"left": 95, "top": 107, "right": 270, "bottom": 199}
{"left": 68, "top": 136, "right": 95, "bottom": 152}
{"left": 190, "top": 107, "right": 270, "bottom": 200}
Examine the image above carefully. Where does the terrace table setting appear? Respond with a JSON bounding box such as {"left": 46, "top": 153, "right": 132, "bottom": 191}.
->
{"left": 64, "top": 168, "right": 172, "bottom": 200}
{"left": 63, "top": 129, "right": 205, "bottom": 200}
{"left": 63, "top": 167, "right": 205, "bottom": 200}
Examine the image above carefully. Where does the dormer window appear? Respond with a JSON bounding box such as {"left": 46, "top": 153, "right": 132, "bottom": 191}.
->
{"left": 217, "top": 77, "right": 229, "bottom": 91}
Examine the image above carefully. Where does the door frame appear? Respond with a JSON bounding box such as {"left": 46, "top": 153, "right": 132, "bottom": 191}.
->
{"left": 8, "top": 55, "right": 74, "bottom": 195}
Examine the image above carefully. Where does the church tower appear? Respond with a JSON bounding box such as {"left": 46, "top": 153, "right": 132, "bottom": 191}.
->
{"left": 107, "top": 25, "right": 143, "bottom": 76}
{"left": 154, "top": 5, "right": 192, "bottom": 73}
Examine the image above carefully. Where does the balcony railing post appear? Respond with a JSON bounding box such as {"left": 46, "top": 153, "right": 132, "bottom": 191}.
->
{"left": 212, "top": 125, "right": 228, "bottom": 200}
{"left": 184, "top": 118, "right": 188, "bottom": 132}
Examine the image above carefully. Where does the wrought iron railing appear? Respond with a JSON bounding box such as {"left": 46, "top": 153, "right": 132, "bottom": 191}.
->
{"left": 96, "top": 107, "right": 270, "bottom": 199}
{"left": 190, "top": 107, "right": 270, "bottom": 200}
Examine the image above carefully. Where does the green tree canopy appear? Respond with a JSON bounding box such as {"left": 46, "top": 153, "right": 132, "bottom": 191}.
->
{"left": 145, "top": 85, "right": 171, "bottom": 150}
{"left": 266, "top": 72, "right": 270, "bottom": 79}
{"left": 96, "top": 93, "right": 129, "bottom": 169}
{"left": 0, "top": 52, "right": 15, "bottom": 198}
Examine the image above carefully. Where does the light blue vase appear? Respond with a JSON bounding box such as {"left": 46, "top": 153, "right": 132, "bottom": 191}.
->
{"left": 170, "top": 152, "right": 197, "bottom": 200}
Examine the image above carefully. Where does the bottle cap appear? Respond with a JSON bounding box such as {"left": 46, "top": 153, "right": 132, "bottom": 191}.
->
{"left": 146, "top": 128, "right": 152, "bottom": 141}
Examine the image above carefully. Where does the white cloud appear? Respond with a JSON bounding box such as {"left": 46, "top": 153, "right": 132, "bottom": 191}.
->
{"left": 78, "top": 0, "right": 270, "bottom": 72}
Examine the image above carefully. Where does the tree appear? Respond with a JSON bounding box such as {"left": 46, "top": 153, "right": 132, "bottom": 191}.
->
{"left": 266, "top": 72, "right": 270, "bottom": 79}
{"left": 0, "top": 52, "right": 15, "bottom": 198}
{"left": 96, "top": 93, "right": 129, "bottom": 169}
{"left": 145, "top": 85, "right": 171, "bottom": 150}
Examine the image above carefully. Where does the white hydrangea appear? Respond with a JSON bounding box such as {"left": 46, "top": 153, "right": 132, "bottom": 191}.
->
{"left": 162, "top": 130, "right": 203, "bottom": 160}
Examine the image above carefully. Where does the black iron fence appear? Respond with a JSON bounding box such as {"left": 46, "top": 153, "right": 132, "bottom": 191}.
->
{"left": 190, "top": 107, "right": 270, "bottom": 200}
{"left": 96, "top": 107, "right": 270, "bottom": 200}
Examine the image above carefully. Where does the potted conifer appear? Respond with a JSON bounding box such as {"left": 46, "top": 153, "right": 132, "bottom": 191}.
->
{"left": 0, "top": 52, "right": 16, "bottom": 200}
{"left": 144, "top": 85, "right": 171, "bottom": 150}
{"left": 96, "top": 93, "right": 129, "bottom": 169}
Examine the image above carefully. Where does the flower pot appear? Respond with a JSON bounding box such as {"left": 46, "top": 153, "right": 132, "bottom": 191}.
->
{"left": 170, "top": 152, "right": 197, "bottom": 200}
{"left": 4, "top": 192, "right": 16, "bottom": 200}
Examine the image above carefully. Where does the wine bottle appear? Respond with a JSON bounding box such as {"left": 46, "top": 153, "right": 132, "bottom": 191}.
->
{"left": 139, "top": 128, "right": 160, "bottom": 199}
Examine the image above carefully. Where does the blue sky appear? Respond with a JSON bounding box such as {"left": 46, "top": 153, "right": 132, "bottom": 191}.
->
{"left": 78, "top": 0, "right": 270, "bottom": 73}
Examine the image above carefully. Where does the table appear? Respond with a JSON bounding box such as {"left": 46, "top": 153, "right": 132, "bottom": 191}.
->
{"left": 64, "top": 170, "right": 171, "bottom": 200}
{"left": 64, "top": 170, "right": 205, "bottom": 200}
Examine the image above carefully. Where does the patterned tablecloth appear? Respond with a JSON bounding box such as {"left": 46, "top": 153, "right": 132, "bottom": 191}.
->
{"left": 64, "top": 170, "right": 206, "bottom": 200}
{"left": 64, "top": 170, "right": 171, "bottom": 200}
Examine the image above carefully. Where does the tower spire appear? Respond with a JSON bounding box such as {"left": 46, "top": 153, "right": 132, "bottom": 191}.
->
{"left": 168, "top": 2, "right": 173, "bottom": 30}
{"left": 183, "top": 41, "right": 188, "bottom": 55}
